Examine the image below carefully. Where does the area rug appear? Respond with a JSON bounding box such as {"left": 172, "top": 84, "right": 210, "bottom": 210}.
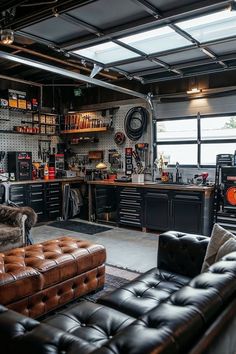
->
{"left": 48, "top": 220, "right": 112, "bottom": 235}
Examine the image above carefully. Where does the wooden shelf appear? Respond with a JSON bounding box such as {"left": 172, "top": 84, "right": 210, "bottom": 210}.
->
{"left": 21, "top": 120, "right": 59, "bottom": 126}
{"left": 0, "top": 130, "right": 57, "bottom": 136}
{"left": 60, "top": 127, "right": 108, "bottom": 134}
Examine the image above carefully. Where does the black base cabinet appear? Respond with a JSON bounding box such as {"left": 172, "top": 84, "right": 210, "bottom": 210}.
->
{"left": 171, "top": 192, "right": 202, "bottom": 234}
{"left": 144, "top": 191, "right": 169, "bottom": 231}
{"left": 8, "top": 182, "right": 62, "bottom": 222}
{"left": 95, "top": 185, "right": 117, "bottom": 223}
{"left": 144, "top": 189, "right": 212, "bottom": 236}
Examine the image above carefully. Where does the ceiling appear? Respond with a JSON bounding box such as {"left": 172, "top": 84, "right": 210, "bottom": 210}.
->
{"left": 0, "top": 0, "right": 235, "bottom": 88}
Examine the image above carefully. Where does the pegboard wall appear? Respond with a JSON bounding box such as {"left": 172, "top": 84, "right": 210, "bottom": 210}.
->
{"left": 70, "top": 103, "right": 152, "bottom": 170}
{"left": 0, "top": 109, "right": 59, "bottom": 170}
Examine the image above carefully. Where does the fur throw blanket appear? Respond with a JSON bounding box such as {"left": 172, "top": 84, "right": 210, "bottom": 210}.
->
{"left": 0, "top": 205, "right": 37, "bottom": 229}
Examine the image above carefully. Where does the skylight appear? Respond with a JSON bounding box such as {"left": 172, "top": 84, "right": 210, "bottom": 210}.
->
{"left": 73, "top": 41, "right": 140, "bottom": 64}
{"left": 119, "top": 26, "right": 192, "bottom": 55}
{"left": 177, "top": 9, "right": 236, "bottom": 43}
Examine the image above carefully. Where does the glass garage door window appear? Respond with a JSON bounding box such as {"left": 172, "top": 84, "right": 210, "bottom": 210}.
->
{"left": 157, "top": 144, "right": 198, "bottom": 165}
{"left": 201, "top": 143, "right": 236, "bottom": 165}
{"left": 157, "top": 119, "right": 197, "bottom": 141}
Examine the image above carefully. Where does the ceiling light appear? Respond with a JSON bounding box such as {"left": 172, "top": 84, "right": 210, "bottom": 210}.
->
{"left": 1, "top": 29, "right": 14, "bottom": 45}
{"left": 186, "top": 88, "right": 202, "bottom": 94}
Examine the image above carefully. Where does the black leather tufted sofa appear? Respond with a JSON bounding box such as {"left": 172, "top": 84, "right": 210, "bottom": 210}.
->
{"left": 1, "top": 231, "right": 236, "bottom": 354}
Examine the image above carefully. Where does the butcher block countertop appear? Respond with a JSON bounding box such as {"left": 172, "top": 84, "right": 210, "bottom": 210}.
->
{"left": 87, "top": 180, "right": 214, "bottom": 196}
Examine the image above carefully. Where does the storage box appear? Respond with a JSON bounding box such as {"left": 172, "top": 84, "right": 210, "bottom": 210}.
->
{"left": 8, "top": 89, "right": 18, "bottom": 108}
{"left": 132, "top": 174, "right": 144, "bottom": 183}
{"left": 17, "top": 92, "right": 27, "bottom": 109}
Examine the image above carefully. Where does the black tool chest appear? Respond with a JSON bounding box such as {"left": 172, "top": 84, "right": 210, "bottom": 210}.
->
{"left": 118, "top": 187, "right": 143, "bottom": 227}
{"left": 8, "top": 182, "right": 62, "bottom": 222}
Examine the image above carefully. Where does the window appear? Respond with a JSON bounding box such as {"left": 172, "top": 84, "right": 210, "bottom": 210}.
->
{"left": 119, "top": 26, "right": 192, "bottom": 55}
{"left": 176, "top": 9, "right": 236, "bottom": 43}
{"left": 73, "top": 42, "right": 140, "bottom": 64}
{"left": 155, "top": 114, "right": 236, "bottom": 166}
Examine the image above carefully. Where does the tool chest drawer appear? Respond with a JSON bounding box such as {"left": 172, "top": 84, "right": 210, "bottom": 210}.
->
{"left": 118, "top": 187, "right": 143, "bottom": 227}
{"left": 9, "top": 185, "right": 27, "bottom": 205}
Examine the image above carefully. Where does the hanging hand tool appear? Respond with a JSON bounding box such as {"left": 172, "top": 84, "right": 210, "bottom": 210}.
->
{"left": 38, "top": 141, "right": 42, "bottom": 159}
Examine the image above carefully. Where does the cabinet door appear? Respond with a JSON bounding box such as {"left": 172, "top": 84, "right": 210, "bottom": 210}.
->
{"left": 144, "top": 191, "right": 169, "bottom": 231}
{"left": 171, "top": 193, "right": 202, "bottom": 234}
{"left": 95, "top": 186, "right": 117, "bottom": 223}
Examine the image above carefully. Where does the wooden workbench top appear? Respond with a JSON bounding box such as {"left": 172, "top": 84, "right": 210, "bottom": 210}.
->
{"left": 1, "top": 177, "right": 85, "bottom": 185}
{"left": 87, "top": 180, "right": 214, "bottom": 194}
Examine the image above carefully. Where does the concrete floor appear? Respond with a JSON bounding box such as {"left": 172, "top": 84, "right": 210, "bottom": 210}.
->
{"left": 32, "top": 219, "right": 159, "bottom": 272}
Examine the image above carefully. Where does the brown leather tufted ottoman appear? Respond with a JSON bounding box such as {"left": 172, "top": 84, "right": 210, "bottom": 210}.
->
{"left": 0, "top": 237, "right": 106, "bottom": 318}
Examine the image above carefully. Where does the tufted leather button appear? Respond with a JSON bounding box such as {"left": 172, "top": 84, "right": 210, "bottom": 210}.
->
{"left": 81, "top": 323, "right": 86, "bottom": 327}
{"left": 108, "top": 335, "right": 113, "bottom": 339}
{"left": 137, "top": 295, "right": 141, "bottom": 298}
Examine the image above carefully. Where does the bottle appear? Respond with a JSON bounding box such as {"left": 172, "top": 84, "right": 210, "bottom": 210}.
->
{"left": 44, "top": 163, "right": 49, "bottom": 180}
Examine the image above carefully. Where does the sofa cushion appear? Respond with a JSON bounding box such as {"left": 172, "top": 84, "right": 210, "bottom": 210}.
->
{"left": 0, "top": 223, "right": 21, "bottom": 239}
{"left": 0, "top": 305, "right": 94, "bottom": 354}
{"left": 201, "top": 224, "right": 236, "bottom": 272}
{"left": 43, "top": 301, "right": 134, "bottom": 349}
{"left": 158, "top": 231, "right": 209, "bottom": 278}
{"left": 0, "top": 223, "right": 22, "bottom": 252}
{"left": 98, "top": 267, "right": 190, "bottom": 318}
{"left": 94, "top": 302, "right": 204, "bottom": 354}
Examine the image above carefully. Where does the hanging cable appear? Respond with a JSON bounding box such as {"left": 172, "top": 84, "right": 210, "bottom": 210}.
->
{"left": 124, "top": 107, "right": 148, "bottom": 141}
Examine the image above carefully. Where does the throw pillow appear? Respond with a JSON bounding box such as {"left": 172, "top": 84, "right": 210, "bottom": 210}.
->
{"left": 201, "top": 223, "right": 236, "bottom": 273}
{"left": 215, "top": 238, "right": 236, "bottom": 262}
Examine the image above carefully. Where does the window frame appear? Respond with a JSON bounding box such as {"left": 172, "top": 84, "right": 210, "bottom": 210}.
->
{"left": 155, "top": 112, "right": 236, "bottom": 168}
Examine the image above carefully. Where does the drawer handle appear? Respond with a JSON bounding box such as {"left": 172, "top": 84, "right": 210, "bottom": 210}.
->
{"left": 50, "top": 210, "right": 60, "bottom": 214}
{"left": 32, "top": 192, "right": 43, "bottom": 195}
{"left": 174, "top": 195, "right": 200, "bottom": 200}
{"left": 146, "top": 193, "right": 168, "bottom": 198}
{"left": 31, "top": 199, "right": 43, "bottom": 202}
{"left": 49, "top": 203, "right": 59, "bottom": 207}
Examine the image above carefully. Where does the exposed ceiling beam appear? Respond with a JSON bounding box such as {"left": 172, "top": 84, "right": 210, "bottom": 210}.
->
{"left": 0, "top": 50, "right": 147, "bottom": 100}
{"left": 131, "top": 52, "right": 236, "bottom": 77}
{"left": 60, "top": 13, "right": 103, "bottom": 36}
{"left": 1, "top": 43, "right": 118, "bottom": 80}
{"left": 0, "top": 73, "right": 42, "bottom": 86}
{"left": 143, "top": 64, "right": 236, "bottom": 84}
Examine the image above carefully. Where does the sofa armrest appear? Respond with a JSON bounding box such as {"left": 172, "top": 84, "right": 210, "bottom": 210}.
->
{"left": 158, "top": 231, "right": 209, "bottom": 278}
{"left": 0, "top": 204, "right": 24, "bottom": 227}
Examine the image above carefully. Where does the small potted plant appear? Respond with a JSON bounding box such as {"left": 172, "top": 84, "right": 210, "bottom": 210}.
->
{"left": 107, "top": 166, "right": 117, "bottom": 181}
